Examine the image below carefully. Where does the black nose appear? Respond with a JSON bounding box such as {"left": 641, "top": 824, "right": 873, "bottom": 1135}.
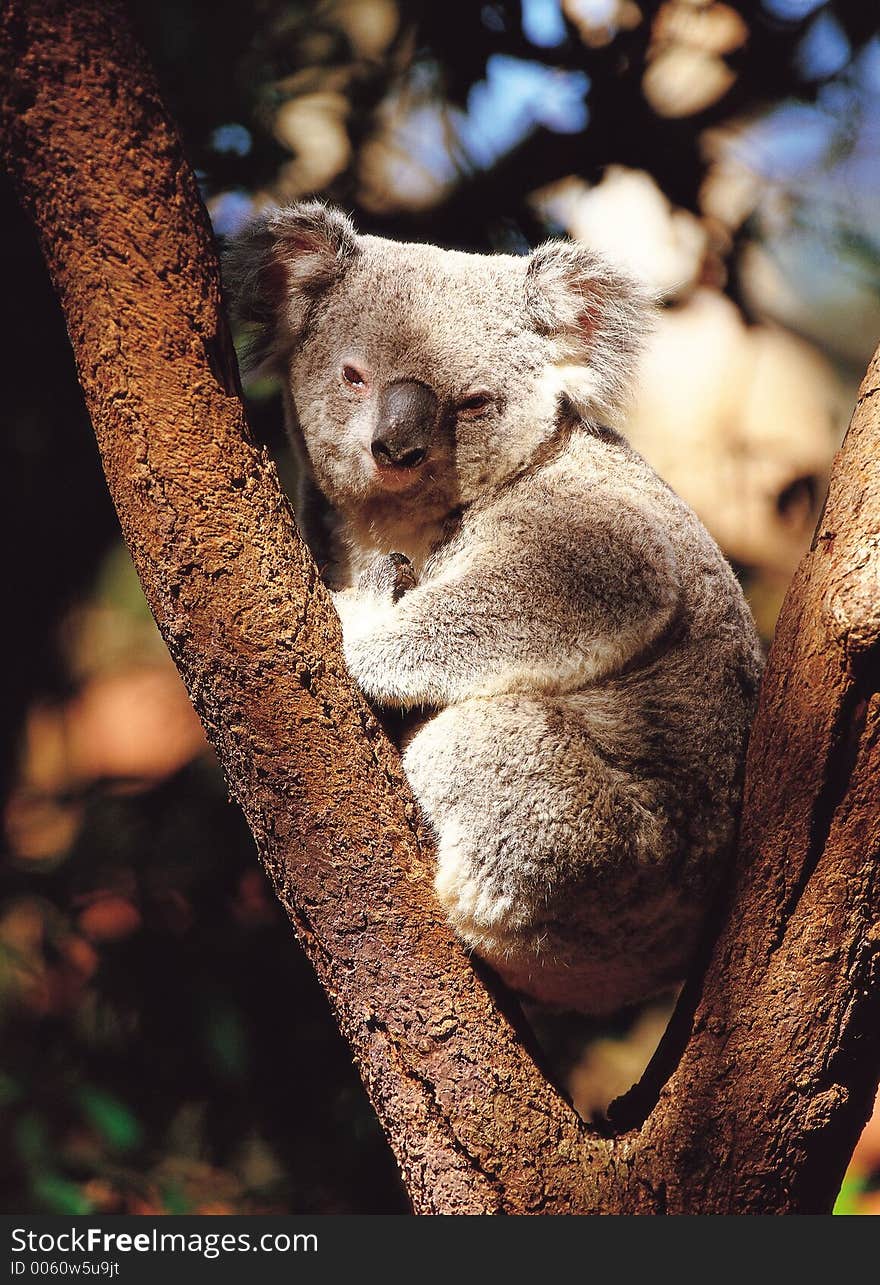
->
{"left": 371, "top": 380, "right": 437, "bottom": 469}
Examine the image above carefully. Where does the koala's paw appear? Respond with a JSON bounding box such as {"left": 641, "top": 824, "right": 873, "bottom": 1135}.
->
{"left": 357, "top": 552, "right": 417, "bottom": 603}
{"left": 434, "top": 837, "right": 528, "bottom": 956}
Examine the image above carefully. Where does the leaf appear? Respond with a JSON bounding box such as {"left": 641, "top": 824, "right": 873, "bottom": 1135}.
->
{"left": 77, "top": 1086, "right": 143, "bottom": 1152}
{"left": 832, "top": 1171, "right": 868, "bottom": 1215}
{"left": 32, "top": 1174, "right": 93, "bottom": 1215}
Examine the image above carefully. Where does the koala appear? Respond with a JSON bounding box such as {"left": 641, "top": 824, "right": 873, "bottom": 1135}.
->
{"left": 226, "top": 201, "right": 764, "bottom": 1015}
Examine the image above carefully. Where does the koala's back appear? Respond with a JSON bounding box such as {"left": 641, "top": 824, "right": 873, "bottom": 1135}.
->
{"left": 403, "top": 426, "right": 763, "bottom": 1013}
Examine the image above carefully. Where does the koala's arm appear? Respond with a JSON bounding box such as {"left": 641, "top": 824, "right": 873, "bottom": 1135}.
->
{"left": 333, "top": 502, "right": 681, "bottom": 708}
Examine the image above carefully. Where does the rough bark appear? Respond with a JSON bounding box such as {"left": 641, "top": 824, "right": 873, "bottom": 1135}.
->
{"left": 2, "top": 0, "right": 878, "bottom": 1215}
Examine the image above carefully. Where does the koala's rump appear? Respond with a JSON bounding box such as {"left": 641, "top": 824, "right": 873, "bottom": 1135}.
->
{"left": 401, "top": 665, "right": 740, "bottom": 1014}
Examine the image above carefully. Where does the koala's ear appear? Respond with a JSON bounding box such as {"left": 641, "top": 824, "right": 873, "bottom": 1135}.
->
{"left": 223, "top": 201, "right": 359, "bottom": 374}
{"left": 525, "top": 239, "right": 654, "bottom": 418}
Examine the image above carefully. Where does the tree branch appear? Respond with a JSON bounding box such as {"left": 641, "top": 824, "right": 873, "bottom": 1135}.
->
{"left": 2, "top": 0, "right": 878, "bottom": 1215}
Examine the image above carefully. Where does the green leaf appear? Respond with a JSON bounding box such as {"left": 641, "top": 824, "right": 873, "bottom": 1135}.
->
{"left": 77, "top": 1086, "right": 143, "bottom": 1152}
{"left": 204, "top": 1003, "right": 248, "bottom": 1081}
{"left": 160, "top": 1181, "right": 190, "bottom": 1215}
{"left": 833, "top": 1171, "right": 868, "bottom": 1215}
{"left": 33, "top": 1174, "right": 93, "bottom": 1215}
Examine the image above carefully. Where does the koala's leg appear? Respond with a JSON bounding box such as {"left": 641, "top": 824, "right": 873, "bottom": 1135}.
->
{"left": 404, "top": 692, "right": 653, "bottom": 943}
{"left": 403, "top": 693, "right": 694, "bottom": 1012}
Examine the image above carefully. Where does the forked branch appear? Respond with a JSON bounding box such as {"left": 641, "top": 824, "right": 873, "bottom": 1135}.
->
{"left": 2, "top": 0, "right": 878, "bottom": 1215}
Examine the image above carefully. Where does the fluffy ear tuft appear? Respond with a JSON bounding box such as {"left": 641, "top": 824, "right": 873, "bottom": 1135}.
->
{"left": 223, "top": 201, "right": 359, "bottom": 374}
{"left": 525, "top": 239, "right": 654, "bottom": 419}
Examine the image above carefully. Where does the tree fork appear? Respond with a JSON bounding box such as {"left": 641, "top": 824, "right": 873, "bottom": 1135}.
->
{"left": 2, "top": 0, "right": 879, "bottom": 1215}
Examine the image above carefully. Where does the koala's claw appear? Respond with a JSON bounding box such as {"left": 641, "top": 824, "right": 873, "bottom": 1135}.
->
{"left": 358, "top": 552, "right": 417, "bottom": 602}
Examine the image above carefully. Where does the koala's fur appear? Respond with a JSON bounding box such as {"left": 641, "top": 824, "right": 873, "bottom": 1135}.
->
{"left": 226, "top": 202, "right": 763, "bottom": 1015}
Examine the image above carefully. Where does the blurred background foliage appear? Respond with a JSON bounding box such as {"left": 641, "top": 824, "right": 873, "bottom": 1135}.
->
{"left": 1, "top": 0, "right": 879, "bottom": 1214}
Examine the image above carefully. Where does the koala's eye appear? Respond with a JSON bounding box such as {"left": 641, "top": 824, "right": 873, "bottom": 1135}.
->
{"left": 342, "top": 364, "right": 368, "bottom": 389}
{"left": 457, "top": 391, "right": 494, "bottom": 417}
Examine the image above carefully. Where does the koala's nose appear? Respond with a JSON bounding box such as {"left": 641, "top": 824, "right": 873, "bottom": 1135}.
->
{"left": 372, "top": 380, "right": 437, "bottom": 469}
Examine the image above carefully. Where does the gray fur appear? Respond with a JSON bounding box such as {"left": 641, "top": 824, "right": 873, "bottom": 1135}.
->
{"left": 226, "top": 203, "right": 764, "bottom": 1015}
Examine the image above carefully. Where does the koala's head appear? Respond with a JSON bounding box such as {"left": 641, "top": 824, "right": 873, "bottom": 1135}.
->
{"left": 226, "top": 202, "right": 650, "bottom": 517}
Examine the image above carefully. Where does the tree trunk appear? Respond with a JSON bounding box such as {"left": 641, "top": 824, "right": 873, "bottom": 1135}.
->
{"left": 2, "top": 0, "right": 878, "bottom": 1215}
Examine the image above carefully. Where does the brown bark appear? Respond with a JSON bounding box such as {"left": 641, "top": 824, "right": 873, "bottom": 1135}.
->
{"left": 2, "top": 0, "right": 879, "bottom": 1216}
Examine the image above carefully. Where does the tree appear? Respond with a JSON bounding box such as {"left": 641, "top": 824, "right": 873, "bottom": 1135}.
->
{"left": 2, "top": 0, "right": 878, "bottom": 1214}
